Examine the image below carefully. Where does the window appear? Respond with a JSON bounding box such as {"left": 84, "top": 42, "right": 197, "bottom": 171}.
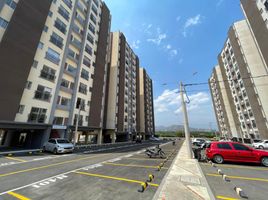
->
{"left": 63, "top": 0, "right": 72, "bottom": 9}
{"left": 18, "top": 105, "right": 25, "bottom": 114}
{"left": 53, "top": 0, "right": 57, "bottom": 3}
{"left": 25, "top": 81, "right": 32, "bottom": 89}
{"left": 88, "top": 23, "right": 95, "bottom": 34}
{"left": 50, "top": 32, "right": 63, "bottom": 49}
{"left": 48, "top": 11, "right": 53, "bottom": 17}
{"left": 87, "top": 33, "right": 94, "bottom": 44}
{"left": 76, "top": 98, "right": 85, "bottom": 110}
{"left": 45, "top": 48, "right": 60, "bottom": 64}
{"left": 58, "top": 5, "right": 70, "bottom": 21}
{"left": 61, "top": 79, "right": 70, "bottom": 88}
{"left": 0, "top": 17, "right": 8, "bottom": 29}
{"left": 91, "top": 4, "right": 98, "bottom": 15}
{"left": 83, "top": 56, "right": 91, "bottom": 68}
{"left": 38, "top": 42, "right": 44, "bottom": 49}
{"left": 53, "top": 117, "right": 63, "bottom": 125}
{"left": 232, "top": 143, "right": 250, "bottom": 151}
{"left": 68, "top": 48, "right": 79, "bottom": 61}
{"left": 61, "top": 97, "right": 70, "bottom": 106}
{"left": 6, "top": 0, "right": 17, "bottom": 9}
{"left": 93, "top": 0, "right": 99, "bottom": 7}
{"left": 54, "top": 18, "right": 66, "bottom": 34}
{"left": 85, "top": 44, "right": 92, "bottom": 55}
{"left": 217, "top": 143, "right": 232, "bottom": 150}
{"left": 90, "top": 14, "right": 97, "bottom": 24}
{"left": 28, "top": 107, "right": 47, "bottom": 123}
{"left": 32, "top": 60, "right": 38, "bottom": 68}
{"left": 43, "top": 25, "right": 48, "bottom": 32}
{"left": 40, "top": 65, "right": 56, "bottom": 81}
{"left": 34, "top": 85, "right": 52, "bottom": 102}
{"left": 81, "top": 69, "right": 89, "bottom": 80}
{"left": 265, "top": 1, "right": 268, "bottom": 10}
{"left": 79, "top": 83, "right": 87, "bottom": 94}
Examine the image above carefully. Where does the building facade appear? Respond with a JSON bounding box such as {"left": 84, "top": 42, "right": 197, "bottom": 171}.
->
{"left": 211, "top": 20, "right": 268, "bottom": 139}
{"left": 139, "top": 68, "right": 155, "bottom": 139}
{"left": 0, "top": 0, "right": 111, "bottom": 148}
{"left": 209, "top": 65, "right": 240, "bottom": 138}
{"left": 105, "top": 32, "right": 140, "bottom": 142}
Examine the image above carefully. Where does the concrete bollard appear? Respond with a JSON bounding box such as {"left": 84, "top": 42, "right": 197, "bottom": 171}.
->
{"left": 138, "top": 182, "right": 148, "bottom": 192}
{"left": 234, "top": 187, "right": 247, "bottom": 198}
{"left": 217, "top": 169, "right": 223, "bottom": 175}
{"left": 222, "top": 174, "right": 230, "bottom": 182}
{"left": 147, "top": 174, "right": 154, "bottom": 182}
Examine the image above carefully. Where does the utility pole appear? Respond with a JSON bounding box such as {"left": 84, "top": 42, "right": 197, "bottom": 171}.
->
{"left": 74, "top": 102, "right": 82, "bottom": 147}
{"left": 180, "top": 82, "right": 193, "bottom": 159}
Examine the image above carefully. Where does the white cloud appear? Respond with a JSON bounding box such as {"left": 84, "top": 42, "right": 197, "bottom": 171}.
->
{"left": 170, "top": 49, "right": 178, "bottom": 57}
{"left": 182, "top": 14, "right": 203, "bottom": 37}
{"left": 154, "top": 90, "right": 210, "bottom": 115}
{"left": 147, "top": 33, "right": 167, "bottom": 45}
{"left": 184, "top": 14, "right": 202, "bottom": 29}
{"left": 166, "top": 44, "right": 172, "bottom": 50}
{"left": 131, "top": 40, "right": 141, "bottom": 49}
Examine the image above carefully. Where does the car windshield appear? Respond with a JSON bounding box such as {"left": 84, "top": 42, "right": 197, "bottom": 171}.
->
{"left": 253, "top": 140, "right": 262, "bottom": 143}
{"left": 57, "top": 139, "right": 70, "bottom": 144}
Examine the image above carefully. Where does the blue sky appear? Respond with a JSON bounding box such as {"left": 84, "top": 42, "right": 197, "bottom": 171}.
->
{"left": 104, "top": 0, "right": 244, "bottom": 129}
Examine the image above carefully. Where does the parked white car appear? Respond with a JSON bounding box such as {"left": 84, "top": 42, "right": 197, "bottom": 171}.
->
{"left": 43, "top": 138, "right": 74, "bottom": 154}
{"left": 253, "top": 140, "right": 268, "bottom": 149}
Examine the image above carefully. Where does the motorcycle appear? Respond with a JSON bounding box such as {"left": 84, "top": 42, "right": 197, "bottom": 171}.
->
{"left": 145, "top": 145, "right": 166, "bottom": 158}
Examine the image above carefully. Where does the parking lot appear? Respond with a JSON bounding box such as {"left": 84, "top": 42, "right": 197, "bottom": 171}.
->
{"left": 0, "top": 141, "right": 182, "bottom": 200}
{"left": 201, "top": 161, "right": 268, "bottom": 200}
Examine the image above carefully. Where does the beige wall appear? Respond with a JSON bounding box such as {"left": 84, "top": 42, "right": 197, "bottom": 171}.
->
{"left": 139, "top": 68, "right": 145, "bottom": 133}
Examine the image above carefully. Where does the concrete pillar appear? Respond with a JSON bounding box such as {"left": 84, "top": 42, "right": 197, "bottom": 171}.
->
{"left": 111, "top": 132, "right": 116, "bottom": 144}
{"left": 85, "top": 133, "right": 89, "bottom": 144}
{"left": 97, "top": 129, "right": 102, "bottom": 145}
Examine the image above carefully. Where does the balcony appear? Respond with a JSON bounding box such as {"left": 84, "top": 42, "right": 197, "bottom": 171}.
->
{"left": 34, "top": 91, "right": 51, "bottom": 102}
{"left": 28, "top": 113, "right": 47, "bottom": 123}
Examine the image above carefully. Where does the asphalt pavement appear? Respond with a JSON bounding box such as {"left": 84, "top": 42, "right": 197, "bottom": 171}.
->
{"left": 200, "top": 161, "right": 268, "bottom": 200}
{"left": 0, "top": 140, "right": 183, "bottom": 200}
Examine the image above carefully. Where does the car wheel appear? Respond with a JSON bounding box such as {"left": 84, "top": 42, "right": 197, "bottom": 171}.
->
{"left": 213, "top": 155, "right": 224, "bottom": 164}
{"left": 160, "top": 151, "right": 166, "bottom": 159}
{"left": 261, "top": 157, "right": 268, "bottom": 167}
{"left": 259, "top": 146, "right": 264, "bottom": 149}
{"left": 53, "top": 148, "right": 58, "bottom": 154}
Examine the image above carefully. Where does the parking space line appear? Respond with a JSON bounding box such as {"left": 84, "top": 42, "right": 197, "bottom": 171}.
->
{"left": 74, "top": 171, "right": 159, "bottom": 187}
{"left": 201, "top": 163, "right": 268, "bottom": 171}
{"left": 0, "top": 154, "right": 101, "bottom": 178}
{"left": 207, "top": 173, "right": 268, "bottom": 183}
{"left": 7, "top": 191, "right": 31, "bottom": 200}
{"left": 5, "top": 156, "right": 27, "bottom": 163}
{"left": 103, "top": 162, "right": 168, "bottom": 169}
{"left": 216, "top": 195, "right": 240, "bottom": 200}
{"left": 124, "top": 157, "right": 168, "bottom": 161}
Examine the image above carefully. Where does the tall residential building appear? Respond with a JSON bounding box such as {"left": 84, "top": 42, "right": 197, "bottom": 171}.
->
{"left": 105, "top": 32, "right": 140, "bottom": 142}
{"left": 209, "top": 65, "right": 240, "bottom": 138}
{"left": 211, "top": 20, "right": 268, "bottom": 139}
{"left": 139, "top": 68, "right": 155, "bottom": 139}
{"left": 0, "top": 0, "right": 111, "bottom": 148}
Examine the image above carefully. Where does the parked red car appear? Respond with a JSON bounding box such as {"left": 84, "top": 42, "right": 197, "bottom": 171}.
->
{"left": 206, "top": 142, "right": 268, "bottom": 167}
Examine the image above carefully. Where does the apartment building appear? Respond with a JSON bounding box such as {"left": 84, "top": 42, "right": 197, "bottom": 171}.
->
{"left": 139, "top": 68, "right": 155, "bottom": 139}
{"left": 0, "top": 0, "right": 111, "bottom": 148}
{"left": 105, "top": 32, "right": 140, "bottom": 142}
{"left": 212, "top": 20, "right": 268, "bottom": 140}
{"left": 209, "top": 65, "right": 240, "bottom": 138}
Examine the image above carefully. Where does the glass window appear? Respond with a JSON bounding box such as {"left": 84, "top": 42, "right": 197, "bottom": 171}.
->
{"left": 43, "top": 25, "right": 48, "bottom": 32}
{"left": 63, "top": 0, "right": 72, "bottom": 9}
{"left": 0, "top": 17, "right": 8, "bottom": 29}
{"left": 46, "top": 48, "right": 60, "bottom": 64}
{"left": 18, "top": 105, "right": 25, "bottom": 114}
{"left": 25, "top": 81, "right": 32, "bottom": 89}
{"left": 50, "top": 32, "right": 63, "bottom": 49}
{"left": 58, "top": 5, "right": 70, "bottom": 21}
{"left": 232, "top": 143, "right": 250, "bottom": 151}
{"left": 90, "top": 14, "right": 97, "bottom": 24}
{"left": 38, "top": 42, "right": 44, "bottom": 49}
{"left": 87, "top": 33, "right": 94, "bottom": 44}
{"left": 91, "top": 4, "right": 98, "bottom": 15}
{"left": 85, "top": 44, "right": 92, "bottom": 55}
{"left": 6, "top": 0, "right": 17, "bottom": 9}
{"left": 48, "top": 11, "right": 53, "bottom": 17}
{"left": 54, "top": 18, "right": 66, "bottom": 34}
{"left": 88, "top": 23, "right": 95, "bottom": 34}
{"left": 32, "top": 60, "right": 38, "bottom": 68}
{"left": 217, "top": 143, "right": 232, "bottom": 150}
{"left": 81, "top": 68, "right": 89, "bottom": 80}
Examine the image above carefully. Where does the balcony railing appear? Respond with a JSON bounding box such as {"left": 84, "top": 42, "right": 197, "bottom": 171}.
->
{"left": 40, "top": 70, "right": 56, "bottom": 82}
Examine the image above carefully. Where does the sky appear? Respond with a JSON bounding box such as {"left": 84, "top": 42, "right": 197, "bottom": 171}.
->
{"left": 104, "top": 0, "right": 245, "bottom": 129}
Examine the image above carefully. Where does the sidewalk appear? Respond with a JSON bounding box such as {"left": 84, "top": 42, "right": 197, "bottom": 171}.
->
{"left": 153, "top": 141, "right": 215, "bottom": 200}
